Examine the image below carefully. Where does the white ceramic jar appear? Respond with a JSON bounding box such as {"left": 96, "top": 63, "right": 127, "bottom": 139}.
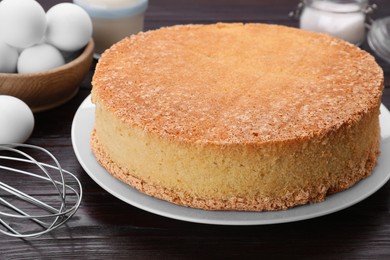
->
{"left": 73, "top": 0, "right": 148, "bottom": 58}
{"left": 298, "top": 0, "right": 369, "bottom": 45}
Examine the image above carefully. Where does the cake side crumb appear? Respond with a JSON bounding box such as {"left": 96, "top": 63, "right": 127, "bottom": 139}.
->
{"left": 90, "top": 129, "right": 379, "bottom": 212}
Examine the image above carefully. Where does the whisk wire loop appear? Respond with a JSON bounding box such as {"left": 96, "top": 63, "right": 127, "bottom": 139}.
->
{"left": 0, "top": 144, "right": 83, "bottom": 238}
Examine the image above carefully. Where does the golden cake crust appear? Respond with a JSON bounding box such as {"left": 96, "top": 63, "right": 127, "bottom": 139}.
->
{"left": 91, "top": 23, "right": 384, "bottom": 211}
{"left": 92, "top": 23, "right": 383, "bottom": 145}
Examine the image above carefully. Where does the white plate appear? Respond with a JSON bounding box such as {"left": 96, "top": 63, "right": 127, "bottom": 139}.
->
{"left": 71, "top": 95, "right": 390, "bottom": 225}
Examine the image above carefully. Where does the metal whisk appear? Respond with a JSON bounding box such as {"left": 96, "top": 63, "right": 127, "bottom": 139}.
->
{"left": 0, "top": 144, "right": 82, "bottom": 238}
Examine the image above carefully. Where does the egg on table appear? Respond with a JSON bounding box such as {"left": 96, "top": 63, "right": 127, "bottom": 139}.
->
{"left": 0, "top": 0, "right": 47, "bottom": 49}
{"left": 0, "top": 96, "right": 35, "bottom": 145}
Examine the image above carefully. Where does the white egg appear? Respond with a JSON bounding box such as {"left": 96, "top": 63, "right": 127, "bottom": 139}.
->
{"left": 0, "top": 96, "right": 34, "bottom": 145}
{"left": 0, "top": 41, "right": 19, "bottom": 73}
{"left": 0, "top": 0, "right": 47, "bottom": 49}
{"left": 17, "top": 44, "right": 65, "bottom": 74}
{"left": 45, "top": 3, "right": 93, "bottom": 52}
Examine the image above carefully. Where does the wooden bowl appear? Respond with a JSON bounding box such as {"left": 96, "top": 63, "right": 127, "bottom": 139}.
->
{"left": 0, "top": 39, "right": 94, "bottom": 113}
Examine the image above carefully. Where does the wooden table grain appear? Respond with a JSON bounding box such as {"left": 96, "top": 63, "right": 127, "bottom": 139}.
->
{"left": 1, "top": 0, "right": 390, "bottom": 258}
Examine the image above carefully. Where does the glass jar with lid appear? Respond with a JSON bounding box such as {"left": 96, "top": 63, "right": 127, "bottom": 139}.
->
{"left": 74, "top": 0, "right": 148, "bottom": 59}
{"left": 292, "top": 0, "right": 374, "bottom": 45}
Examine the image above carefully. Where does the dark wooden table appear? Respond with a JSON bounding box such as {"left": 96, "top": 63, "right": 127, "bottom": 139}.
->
{"left": 1, "top": 0, "right": 390, "bottom": 258}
